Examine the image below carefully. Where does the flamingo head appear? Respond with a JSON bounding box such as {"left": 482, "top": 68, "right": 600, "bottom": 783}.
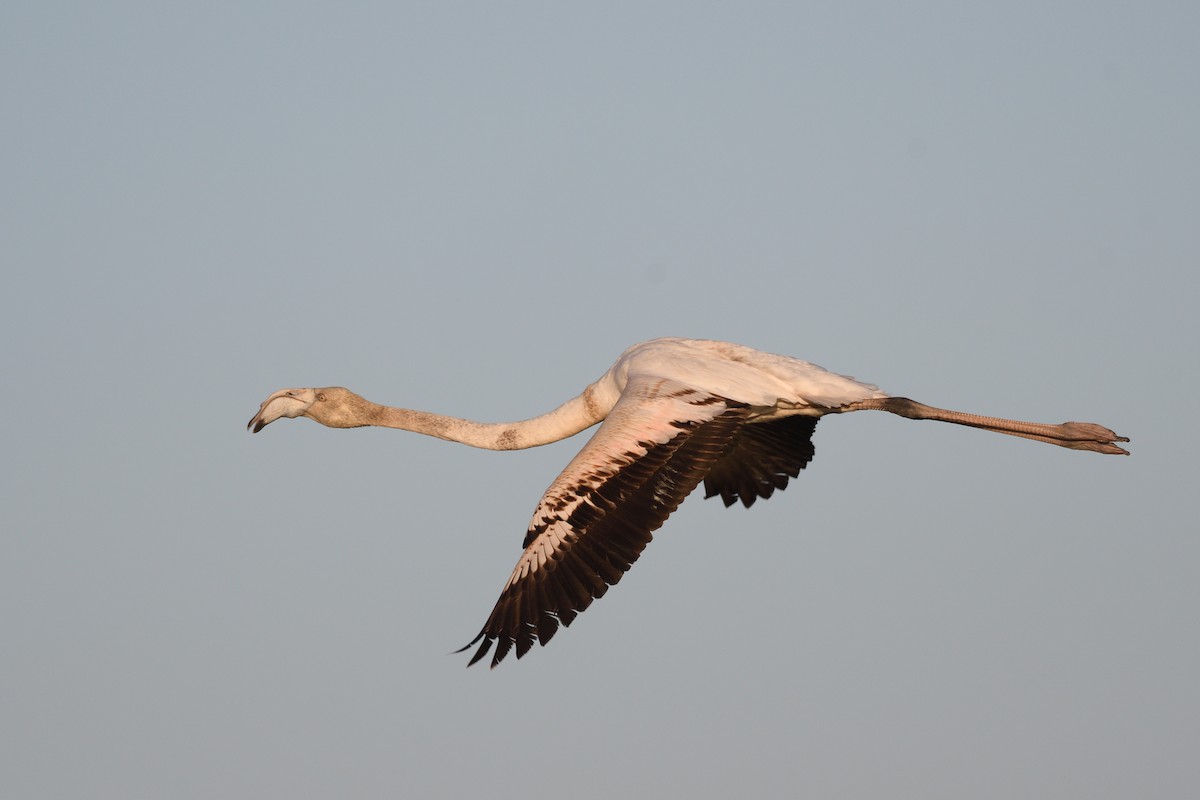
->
{"left": 247, "top": 388, "right": 318, "bottom": 432}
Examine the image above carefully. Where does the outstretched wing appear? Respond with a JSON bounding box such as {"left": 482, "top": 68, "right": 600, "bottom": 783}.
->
{"left": 460, "top": 377, "right": 751, "bottom": 667}
{"left": 702, "top": 415, "right": 818, "bottom": 508}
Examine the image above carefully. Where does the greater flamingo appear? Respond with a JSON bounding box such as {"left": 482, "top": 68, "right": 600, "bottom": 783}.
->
{"left": 247, "top": 338, "right": 1128, "bottom": 667}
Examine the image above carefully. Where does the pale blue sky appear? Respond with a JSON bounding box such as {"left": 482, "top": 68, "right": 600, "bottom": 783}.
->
{"left": 4, "top": 3, "right": 1197, "bottom": 798}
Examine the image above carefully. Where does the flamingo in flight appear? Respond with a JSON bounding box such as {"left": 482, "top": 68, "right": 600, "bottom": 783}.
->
{"left": 247, "top": 338, "right": 1128, "bottom": 667}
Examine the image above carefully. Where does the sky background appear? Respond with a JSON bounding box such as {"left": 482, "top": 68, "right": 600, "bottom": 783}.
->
{"left": 4, "top": 2, "right": 1197, "bottom": 798}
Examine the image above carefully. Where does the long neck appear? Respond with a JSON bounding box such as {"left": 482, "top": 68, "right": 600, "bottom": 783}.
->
{"left": 356, "top": 383, "right": 609, "bottom": 451}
